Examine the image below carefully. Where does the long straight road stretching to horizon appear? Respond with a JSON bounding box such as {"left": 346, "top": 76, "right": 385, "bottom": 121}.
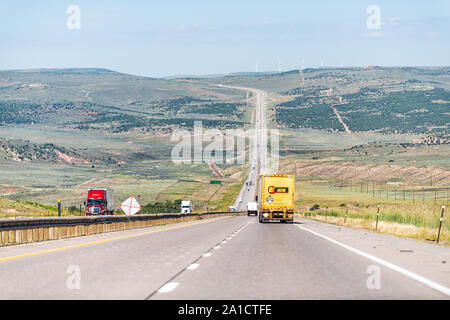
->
{"left": 229, "top": 86, "right": 267, "bottom": 212}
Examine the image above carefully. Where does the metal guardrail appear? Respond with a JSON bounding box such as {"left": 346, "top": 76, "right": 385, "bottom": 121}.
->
{"left": 0, "top": 211, "right": 245, "bottom": 231}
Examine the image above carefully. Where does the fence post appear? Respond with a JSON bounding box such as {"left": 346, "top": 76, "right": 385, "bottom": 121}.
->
{"left": 344, "top": 207, "right": 348, "bottom": 223}
{"left": 436, "top": 205, "right": 445, "bottom": 244}
{"left": 375, "top": 204, "right": 381, "bottom": 230}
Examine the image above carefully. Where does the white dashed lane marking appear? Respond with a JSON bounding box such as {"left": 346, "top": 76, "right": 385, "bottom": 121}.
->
{"left": 187, "top": 263, "right": 200, "bottom": 270}
{"left": 147, "top": 221, "right": 252, "bottom": 299}
{"left": 158, "top": 282, "right": 179, "bottom": 293}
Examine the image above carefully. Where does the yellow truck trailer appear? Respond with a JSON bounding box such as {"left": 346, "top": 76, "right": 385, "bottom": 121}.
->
{"left": 258, "top": 174, "right": 295, "bottom": 223}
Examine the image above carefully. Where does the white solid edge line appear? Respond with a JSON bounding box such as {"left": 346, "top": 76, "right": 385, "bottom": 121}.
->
{"left": 296, "top": 224, "right": 450, "bottom": 297}
{"left": 187, "top": 263, "right": 200, "bottom": 270}
{"left": 158, "top": 282, "right": 179, "bottom": 293}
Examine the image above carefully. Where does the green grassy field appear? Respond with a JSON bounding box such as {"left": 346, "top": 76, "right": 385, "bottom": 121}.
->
{"left": 282, "top": 143, "right": 449, "bottom": 244}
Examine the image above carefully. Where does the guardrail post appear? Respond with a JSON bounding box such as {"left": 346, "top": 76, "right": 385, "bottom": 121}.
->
{"left": 375, "top": 205, "right": 381, "bottom": 230}
{"left": 437, "top": 205, "right": 445, "bottom": 244}
{"left": 58, "top": 200, "right": 61, "bottom": 217}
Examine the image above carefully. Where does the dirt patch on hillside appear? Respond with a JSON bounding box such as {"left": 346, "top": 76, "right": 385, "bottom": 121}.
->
{"left": 54, "top": 150, "right": 90, "bottom": 164}
{"left": 0, "top": 185, "right": 20, "bottom": 195}
{"left": 75, "top": 177, "right": 136, "bottom": 188}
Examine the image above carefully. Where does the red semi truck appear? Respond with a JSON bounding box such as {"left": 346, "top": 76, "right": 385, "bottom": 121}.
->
{"left": 85, "top": 189, "right": 114, "bottom": 216}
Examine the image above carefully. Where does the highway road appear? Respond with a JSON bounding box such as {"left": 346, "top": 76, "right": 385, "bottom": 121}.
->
{"left": 0, "top": 85, "right": 449, "bottom": 300}
{"left": 229, "top": 86, "right": 267, "bottom": 212}
{"left": 0, "top": 215, "right": 449, "bottom": 299}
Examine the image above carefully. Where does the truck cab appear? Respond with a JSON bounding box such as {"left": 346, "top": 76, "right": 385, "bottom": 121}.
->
{"left": 181, "top": 200, "right": 192, "bottom": 213}
{"left": 85, "top": 189, "right": 114, "bottom": 216}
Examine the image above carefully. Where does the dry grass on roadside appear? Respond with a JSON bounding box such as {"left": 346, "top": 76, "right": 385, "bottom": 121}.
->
{"left": 299, "top": 213, "right": 449, "bottom": 246}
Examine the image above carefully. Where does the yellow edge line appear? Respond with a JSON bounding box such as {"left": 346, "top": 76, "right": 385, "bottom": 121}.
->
{"left": 0, "top": 216, "right": 231, "bottom": 263}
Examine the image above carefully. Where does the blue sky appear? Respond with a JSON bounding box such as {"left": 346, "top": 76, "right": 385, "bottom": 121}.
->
{"left": 0, "top": 0, "right": 449, "bottom": 77}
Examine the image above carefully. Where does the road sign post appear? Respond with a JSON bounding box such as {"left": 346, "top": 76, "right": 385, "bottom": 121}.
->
{"left": 375, "top": 205, "right": 381, "bottom": 230}
{"left": 437, "top": 205, "right": 445, "bottom": 244}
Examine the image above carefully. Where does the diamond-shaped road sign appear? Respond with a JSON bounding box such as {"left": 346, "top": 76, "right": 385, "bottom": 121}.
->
{"left": 120, "top": 196, "right": 142, "bottom": 216}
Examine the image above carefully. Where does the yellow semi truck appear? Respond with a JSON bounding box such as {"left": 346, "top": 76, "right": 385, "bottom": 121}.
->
{"left": 258, "top": 174, "right": 295, "bottom": 223}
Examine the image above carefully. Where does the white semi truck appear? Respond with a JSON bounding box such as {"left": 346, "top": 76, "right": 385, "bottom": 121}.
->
{"left": 247, "top": 201, "right": 258, "bottom": 216}
{"left": 181, "top": 200, "right": 192, "bottom": 213}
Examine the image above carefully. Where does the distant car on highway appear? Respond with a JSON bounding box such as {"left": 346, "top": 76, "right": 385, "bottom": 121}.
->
{"left": 228, "top": 206, "right": 236, "bottom": 212}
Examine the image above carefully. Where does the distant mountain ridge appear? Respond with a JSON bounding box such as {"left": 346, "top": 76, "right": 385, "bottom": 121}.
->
{"left": 2, "top": 68, "right": 119, "bottom": 74}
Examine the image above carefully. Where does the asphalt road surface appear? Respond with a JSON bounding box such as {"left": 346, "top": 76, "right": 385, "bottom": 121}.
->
{"left": 0, "top": 215, "right": 449, "bottom": 299}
